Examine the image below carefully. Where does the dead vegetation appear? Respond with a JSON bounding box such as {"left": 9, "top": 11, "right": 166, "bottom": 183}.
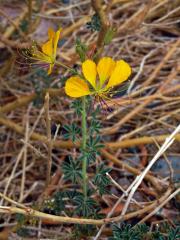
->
{"left": 0, "top": 0, "right": 180, "bottom": 239}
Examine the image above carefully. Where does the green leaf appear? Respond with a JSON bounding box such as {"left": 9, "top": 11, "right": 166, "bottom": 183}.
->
{"left": 152, "top": 231, "right": 165, "bottom": 240}
{"left": 136, "top": 224, "right": 149, "bottom": 236}
{"left": 90, "top": 119, "right": 101, "bottom": 134}
{"left": 20, "top": 19, "right": 28, "bottom": 32}
{"left": 85, "top": 136, "right": 104, "bottom": 163}
{"left": 63, "top": 123, "right": 81, "bottom": 142}
{"left": 73, "top": 194, "right": 98, "bottom": 217}
{"left": 53, "top": 191, "right": 65, "bottom": 215}
{"left": 16, "top": 228, "right": 30, "bottom": 238}
{"left": 87, "top": 14, "right": 101, "bottom": 32}
{"left": 167, "top": 226, "right": 180, "bottom": 240}
{"left": 15, "top": 213, "right": 26, "bottom": 225}
{"left": 104, "top": 27, "right": 116, "bottom": 45}
{"left": 91, "top": 105, "right": 101, "bottom": 117}
{"left": 110, "top": 224, "right": 180, "bottom": 240}
{"left": 74, "top": 224, "right": 96, "bottom": 239}
{"left": 64, "top": 190, "right": 82, "bottom": 200}
{"left": 62, "top": 157, "right": 82, "bottom": 183}
{"left": 87, "top": 136, "right": 104, "bottom": 151}
{"left": 71, "top": 99, "right": 83, "bottom": 116}
{"left": 111, "top": 224, "right": 142, "bottom": 240}
{"left": 76, "top": 38, "right": 88, "bottom": 62}
{"left": 93, "top": 164, "right": 111, "bottom": 195}
{"left": 93, "top": 164, "right": 111, "bottom": 186}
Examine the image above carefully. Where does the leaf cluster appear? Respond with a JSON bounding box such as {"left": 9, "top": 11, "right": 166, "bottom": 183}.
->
{"left": 63, "top": 123, "right": 81, "bottom": 142}
{"left": 110, "top": 224, "right": 180, "bottom": 240}
{"left": 43, "top": 189, "right": 102, "bottom": 219}
{"left": 62, "top": 156, "right": 82, "bottom": 183}
{"left": 71, "top": 98, "right": 83, "bottom": 116}
{"left": 86, "top": 136, "right": 104, "bottom": 163}
{"left": 62, "top": 99, "right": 111, "bottom": 195}
{"left": 76, "top": 38, "right": 88, "bottom": 62}
{"left": 93, "top": 163, "right": 111, "bottom": 195}
{"left": 87, "top": 14, "right": 101, "bottom": 32}
{"left": 27, "top": 69, "right": 53, "bottom": 106}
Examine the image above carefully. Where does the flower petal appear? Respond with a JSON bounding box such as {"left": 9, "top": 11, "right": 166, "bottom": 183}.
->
{"left": 65, "top": 76, "right": 91, "bottom": 98}
{"left": 97, "top": 57, "right": 115, "bottom": 86}
{"left": 82, "top": 59, "right": 97, "bottom": 88}
{"left": 53, "top": 28, "right": 62, "bottom": 57}
{"left": 48, "top": 28, "right": 55, "bottom": 39}
{"left": 47, "top": 64, "right": 53, "bottom": 75}
{"left": 42, "top": 39, "right": 53, "bottom": 57}
{"left": 106, "top": 60, "right": 131, "bottom": 88}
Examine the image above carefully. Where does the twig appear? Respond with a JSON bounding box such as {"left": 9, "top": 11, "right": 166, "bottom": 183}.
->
{"left": 91, "top": 0, "right": 109, "bottom": 57}
{"left": 103, "top": 69, "right": 180, "bottom": 135}
{"left": 101, "top": 150, "right": 163, "bottom": 191}
{"left": 0, "top": 35, "right": 31, "bottom": 49}
{"left": 0, "top": 88, "right": 63, "bottom": 114}
{"left": 19, "top": 105, "right": 31, "bottom": 202}
{"left": 0, "top": 188, "right": 172, "bottom": 226}
{"left": 44, "top": 93, "right": 52, "bottom": 187}
{"left": 153, "top": 139, "right": 174, "bottom": 183}
{"left": 141, "top": 39, "right": 180, "bottom": 89}
{"left": 28, "top": 0, "right": 33, "bottom": 33}
{"left": 138, "top": 187, "right": 180, "bottom": 224}
{"left": 106, "top": 173, "right": 126, "bottom": 193}
{"left": 0, "top": 115, "right": 180, "bottom": 150}
{"left": 20, "top": 140, "right": 47, "bottom": 159}
{"left": 94, "top": 175, "right": 140, "bottom": 239}
{"left": 120, "top": 124, "right": 180, "bottom": 216}
{"left": 127, "top": 49, "right": 156, "bottom": 94}
{"left": 0, "top": 9, "right": 27, "bottom": 40}
{"left": 0, "top": 193, "right": 26, "bottom": 209}
{"left": 0, "top": 146, "right": 25, "bottom": 205}
{"left": 118, "top": 1, "right": 153, "bottom": 35}
{"left": 3, "top": 7, "right": 28, "bottom": 39}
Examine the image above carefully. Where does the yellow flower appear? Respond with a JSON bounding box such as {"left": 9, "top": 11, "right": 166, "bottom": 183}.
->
{"left": 30, "top": 28, "right": 62, "bottom": 74}
{"left": 65, "top": 57, "right": 131, "bottom": 98}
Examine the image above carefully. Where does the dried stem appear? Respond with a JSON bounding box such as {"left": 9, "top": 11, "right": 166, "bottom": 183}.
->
{"left": 91, "top": 0, "right": 109, "bottom": 57}
{"left": 120, "top": 124, "right": 180, "bottom": 216}
{"left": 81, "top": 97, "right": 88, "bottom": 197}
{"left": 0, "top": 188, "right": 172, "bottom": 225}
{"left": 28, "top": 0, "right": 33, "bottom": 33}
{"left": 44, "top": 93, "right": 52, "bottom": 187}
{"left": 19, "top": 111, "right": 29, "bottom": 202}
{"left": 0, "top": 115, "right": 180, "bottom": 150}
{"left": 138, "top": 187, "right": 180, "bottom": 224}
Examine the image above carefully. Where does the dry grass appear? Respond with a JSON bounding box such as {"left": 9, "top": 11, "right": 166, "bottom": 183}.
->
{"left": 0, "top": 0, "right": 180, "bottom": 239}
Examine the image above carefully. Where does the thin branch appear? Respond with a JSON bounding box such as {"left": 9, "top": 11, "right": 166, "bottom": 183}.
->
{"left": 120, "top": 124, "right": 180, "bottom": 216}
{"left": 44, "top": 93, "right": 52, "bottom": 187}
{"left": 138, "top": 187, "right": 180, "bottom": 224}
{"left": 91, "top": 0, "right": 109, "bottom": 56}
{"left": 19, "top": 105, "right": 31, "bottom": 202}
{"left": 0, "top": 116, "right": 180, "bottom": 150}
{"left": 0, "top": 188, "right": 172, "bottom": 226}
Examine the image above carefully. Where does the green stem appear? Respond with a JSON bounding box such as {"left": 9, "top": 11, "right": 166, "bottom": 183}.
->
{"left": 82, "top": 96, "right": 87, "bottom": 198}
{"left": 55, "top": 61, "right": 73, "bottom": 72}
{"left": 55, "top": 61, "right": 84, "bottom": 78}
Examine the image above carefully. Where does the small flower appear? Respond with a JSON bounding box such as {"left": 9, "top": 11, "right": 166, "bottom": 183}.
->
{"left": 30, "top": 28, "right": 62, "bottom": 74}
{"left": 65, "top": 57, "right": 131, "bottom": 98}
